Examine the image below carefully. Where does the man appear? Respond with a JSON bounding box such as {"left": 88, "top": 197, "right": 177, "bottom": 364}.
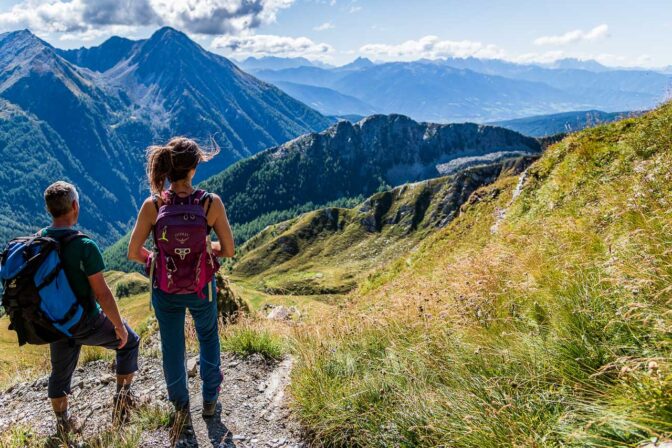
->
{"left": 40, "top": 181, "right": 140, "bottom": 436}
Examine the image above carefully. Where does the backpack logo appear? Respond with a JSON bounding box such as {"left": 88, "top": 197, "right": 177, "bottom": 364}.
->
{"left": 175, "top": 248, "right": 191, "bottom": 260}
{"left": 175, "top": 232, "right": 190, "bottom": 244}
{"left": 159, "top": 227, "right": 169, "bottom": 242}
{"left": 8, "top": 279, "right": 16, "bottom": 289}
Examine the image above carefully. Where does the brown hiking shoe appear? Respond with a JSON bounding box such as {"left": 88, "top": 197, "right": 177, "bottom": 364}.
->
{"left": 113, "top": 388, "right": 140, "bottom": 425}
{"left": 55, "top": 412, "right": 82, "bottom": 439}
{"left": 202, "top": 399, "right": 218, "bottom": 418}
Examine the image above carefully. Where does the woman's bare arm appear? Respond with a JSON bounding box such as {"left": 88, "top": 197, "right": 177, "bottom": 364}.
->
{"left": 127, "top": 198, "right": 156, "bottom": 264}
{"left": 207, "top": 194, "right": 235, "bottom": 258}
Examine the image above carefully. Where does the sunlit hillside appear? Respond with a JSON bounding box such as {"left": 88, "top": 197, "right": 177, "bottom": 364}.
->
{"left": 288, "top": 103, "right": 672, "bottom": 447}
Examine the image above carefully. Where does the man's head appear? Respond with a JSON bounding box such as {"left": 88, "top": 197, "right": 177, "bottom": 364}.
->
{"left": 44, "top": 181, "right": 79, "bottom": 224}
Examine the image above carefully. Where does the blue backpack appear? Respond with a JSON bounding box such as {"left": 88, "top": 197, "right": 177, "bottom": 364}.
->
{"left": 0, "top": 231, "right": 87, "bottom": 345}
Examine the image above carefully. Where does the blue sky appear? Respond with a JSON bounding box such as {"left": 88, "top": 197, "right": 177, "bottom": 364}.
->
{"left": 0, "top": 0, "right": 669, "bottom": 67}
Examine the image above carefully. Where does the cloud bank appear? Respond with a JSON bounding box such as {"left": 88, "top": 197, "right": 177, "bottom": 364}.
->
{"left": 0, "top": 0, "right": 294, "bottom": 39}
{"left": 359, "top": 35, "right": 505, "bottom": 61}
{"left": 212, "top": 34, "right": 334, "bottom": 60}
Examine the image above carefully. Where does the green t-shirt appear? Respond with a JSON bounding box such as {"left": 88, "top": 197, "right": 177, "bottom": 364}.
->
{"left": 40, "top": 227, "right": 103, "bottom": 318}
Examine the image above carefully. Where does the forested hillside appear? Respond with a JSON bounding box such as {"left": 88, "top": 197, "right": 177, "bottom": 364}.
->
{"left": 202, "top": 115, "right": 540, "bottom": 228}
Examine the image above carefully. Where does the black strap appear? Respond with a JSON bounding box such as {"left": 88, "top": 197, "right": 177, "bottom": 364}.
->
{"left": 204, "top": 192, "right": 214, "bottom": 216}
{"left": 58, "top": 231, "right": 88, "bottom": 247}
{"left": 35, "top": 262, "right": 64, "bottom": 290}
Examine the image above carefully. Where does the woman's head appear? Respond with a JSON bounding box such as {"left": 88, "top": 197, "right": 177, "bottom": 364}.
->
{"left": 146, "top": 137, "right": 219, "bottom": 193}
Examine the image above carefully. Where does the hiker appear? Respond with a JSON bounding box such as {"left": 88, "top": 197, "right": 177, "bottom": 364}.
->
{"left": 1, "top": 181, "right": 140, "bottom": 436}
{"left": 127, "top": 137, "right": 234, "bottom": 434}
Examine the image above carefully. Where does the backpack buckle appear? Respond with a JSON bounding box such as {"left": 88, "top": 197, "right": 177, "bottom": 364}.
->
{"left": 175, "top": 248, "right": 191, "bottom": 260}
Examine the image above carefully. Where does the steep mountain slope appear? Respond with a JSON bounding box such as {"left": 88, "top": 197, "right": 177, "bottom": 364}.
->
{"left": 0, "top": 27, "right": 332, "bottom": 245}
{"left": 200, "top": 114, "right": 541, "bottom": 227}
{"left": 290, "top": 103, "right": 672, "bottom": 446}
{"left": 490, "top": 109, "right": 641, "bottom": 137}
{"left": 0, "top": 99, "right": 125, "bottom": 244}
{"left": 102, "top": 27, "right": 332, "bottom": 180}
{"left": 0, "top": 30, "right": 147, "bottom": 244}
{"left": 230, "top": 157, "right": 535, "bottom": 295}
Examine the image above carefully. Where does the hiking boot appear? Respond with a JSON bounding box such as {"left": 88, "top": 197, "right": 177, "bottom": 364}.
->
{"left": 55, "top": 411, "right": 82, "bottom": 439}
{"left": 202, "top": 399, "right": 218, "bottom": 418}
{"left": 169, "top": 408, "right": 193, "bottom": 445}
{"left": 113, "top": 388, "right": 139, "bottom": 425}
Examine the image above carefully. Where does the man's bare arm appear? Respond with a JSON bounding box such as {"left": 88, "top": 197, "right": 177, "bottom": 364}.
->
{"left": 88, "top": 272, "right": 128, "bottom": 348}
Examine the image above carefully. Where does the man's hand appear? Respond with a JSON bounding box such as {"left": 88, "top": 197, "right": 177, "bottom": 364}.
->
{"left": 115, "top": 324, "right": 129, "bottom": 349}
{"left": 88, "top": 272, "right": 129, "bottom": 349}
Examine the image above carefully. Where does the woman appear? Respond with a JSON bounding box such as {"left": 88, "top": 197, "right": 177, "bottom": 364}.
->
{"left": 127, "top": 137, "right": 234, "bottom": 432}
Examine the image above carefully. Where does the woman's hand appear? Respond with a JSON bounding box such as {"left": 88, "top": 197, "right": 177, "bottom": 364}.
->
{"left": 211, "top": 241, "right": 223, "bottom": 257}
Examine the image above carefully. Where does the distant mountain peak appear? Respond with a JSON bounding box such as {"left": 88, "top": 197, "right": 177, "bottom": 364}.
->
{"left": 340, "top": 57, "right": 374, "bottom": 70}
{"left": 0, "top": 28, "right": 65, "bottom": 77}
{"left": 148, "top": 26, "right": 195, "bottom": 46}
{"left": 152, "top": 26, "right": 183, "bottom": 38}
{"left": 0, "top": 28, "right": 52, "bottom": 53}
{"left": 128, "top": 26, "right": 215, "bottom": 76}
{"left": 57, "top": 34, "right": 140, "bottom": 72}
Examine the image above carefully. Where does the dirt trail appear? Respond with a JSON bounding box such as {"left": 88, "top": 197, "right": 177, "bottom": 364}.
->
{"left": 0, "top": 352, "right": 306, "bottom": 447}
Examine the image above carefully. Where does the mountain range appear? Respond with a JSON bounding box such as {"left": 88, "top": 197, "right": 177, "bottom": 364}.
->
{"left": 0, "top": 27, "right": 331, "bottom": 245}
{"left": 490, "top": 109, "right": 642, "bottom": 137}
{"left": 104, "top": 112, "right": 542, "bottom": 272}
{"left": 248, "top": 56, "right": 670, "bottom": 121}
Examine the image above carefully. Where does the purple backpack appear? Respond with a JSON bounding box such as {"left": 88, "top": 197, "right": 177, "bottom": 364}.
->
{"left": 146, "top": 189, "right": 220, "bottom": 301}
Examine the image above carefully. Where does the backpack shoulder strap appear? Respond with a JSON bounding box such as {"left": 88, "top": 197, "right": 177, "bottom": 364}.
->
{"left": 151, "top": 194, "right": 160, "bottom": 212}
{"left": 202, "top": 192, "right": 214, "bottom": 216}
{"left": 58, "top": 231, "right": 88, "bottom": 247}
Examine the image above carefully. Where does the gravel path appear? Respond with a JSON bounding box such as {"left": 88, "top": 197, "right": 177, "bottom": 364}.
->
{"left": 0, "top": 352, "right": 306, "bottom": 447}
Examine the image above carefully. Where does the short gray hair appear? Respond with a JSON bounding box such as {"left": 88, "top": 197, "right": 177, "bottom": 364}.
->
{"left": 44, "top": 181, "right": 79, "bottom": 218}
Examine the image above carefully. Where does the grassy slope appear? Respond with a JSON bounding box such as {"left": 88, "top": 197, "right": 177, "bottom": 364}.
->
{"left": 230, "top": 158, "right": 534, "bottom": 296}
{"left": 290, "top": 103, "right": 672, "bottom": 447}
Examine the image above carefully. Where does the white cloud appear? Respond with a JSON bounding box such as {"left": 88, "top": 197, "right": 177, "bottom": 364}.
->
{"left": 349, "top": 5, "right": 361, "bottom": 13}
{"left": 313, "top": 21, "right": 334, "bottom": 31}
{"left": 359, "top": 35, "right": 505, "bottom": 61}
{"left": 0, "top": 0, "right": 294, "bottom": 37}
{"left": 212, "top": 34, "right": 334, "bottom": 60}
{"left": 534, "top": 24, "right": 608, "bottom": 46}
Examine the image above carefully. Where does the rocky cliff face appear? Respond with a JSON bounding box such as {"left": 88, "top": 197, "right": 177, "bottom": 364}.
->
{"left": 202, "top": 114, "right": 541, "bottom": 227}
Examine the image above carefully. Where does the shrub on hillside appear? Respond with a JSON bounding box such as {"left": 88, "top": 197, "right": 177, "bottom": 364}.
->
{"left": 115, "top": 276, "right": 150, "bottom": 298}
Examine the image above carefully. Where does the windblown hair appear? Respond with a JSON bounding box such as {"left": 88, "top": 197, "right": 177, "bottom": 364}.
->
{"left": 44, "top": 181, "right": 79, "bottom": 218}
{"left": 146, "top": 137, "right": 219, "bottom": 194}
